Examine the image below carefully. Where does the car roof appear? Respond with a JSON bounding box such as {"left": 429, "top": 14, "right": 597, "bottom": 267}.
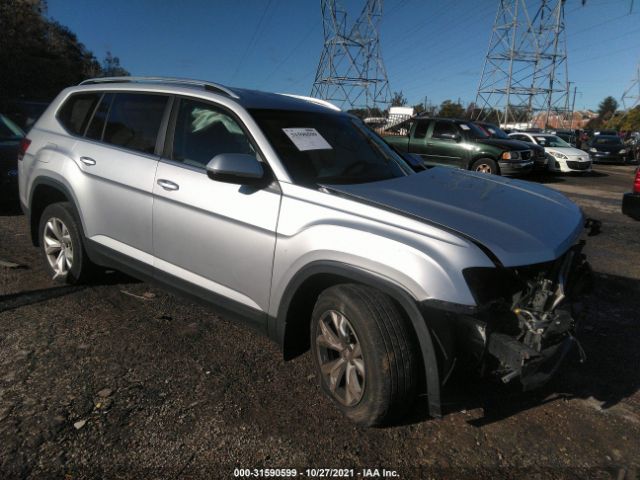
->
{"left": 72, "top": 77, "right": 342, "bottom": 114}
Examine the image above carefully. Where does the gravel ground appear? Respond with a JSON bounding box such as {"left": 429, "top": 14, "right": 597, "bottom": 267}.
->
{"left": 1, "top": 164, "right": 639, "bottom": 479}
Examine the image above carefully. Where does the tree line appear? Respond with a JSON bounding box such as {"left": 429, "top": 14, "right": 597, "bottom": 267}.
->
{"left": 0, "top": 0, "right": 128, "bottom": 109}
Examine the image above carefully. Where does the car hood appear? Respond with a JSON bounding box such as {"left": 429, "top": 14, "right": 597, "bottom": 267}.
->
{"left": 474, "top": 138, "right": 531, "bottom": 151}
{"left": 546, "top": 146, "right": 589, "bottom": 157}
{"left": 325, "top": 167, "right": 584, "bottom": 267}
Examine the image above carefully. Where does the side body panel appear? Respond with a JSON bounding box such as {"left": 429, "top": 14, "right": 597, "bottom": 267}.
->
{"left": 268, "top": 182, "right": 496, "bottom": 319}
{"left": 152, "top": 160, "right": 281, "bottom": 313}
{"left": 70, "top": 138, "right": 159, "bottom": 256}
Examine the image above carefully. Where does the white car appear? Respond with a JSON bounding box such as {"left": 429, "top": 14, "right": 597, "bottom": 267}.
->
{"left": 509, "top": 132, "right": 592, "bottom": 173}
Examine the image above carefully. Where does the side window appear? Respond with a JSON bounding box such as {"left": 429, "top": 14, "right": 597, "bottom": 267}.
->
{"left": 57, "top": 93, "right": 101, "bottom": 135}
{"left": 413, "top": 120, "right": 429, "bottom": 139}
{"left": 103, "top": 93, "right": 168, "bottom": 154}
{"left": 431, "top": 121, "right": 458, "bottom": 139}
{"left": 85, "top": 93, "right": 114, "bottom": 141}
{"left": 171, "top": 98, "right": 255, "bottom": 169}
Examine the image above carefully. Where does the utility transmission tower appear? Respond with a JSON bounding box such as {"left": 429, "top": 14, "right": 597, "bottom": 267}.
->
{"left": 621, "top": 62, "right": 640, "bottom": 110}
{"left": 474, "top": 0, "right": 571, "bottom": 128}
{"left": 311, "top": 0, "right": 391, "bottom": 111}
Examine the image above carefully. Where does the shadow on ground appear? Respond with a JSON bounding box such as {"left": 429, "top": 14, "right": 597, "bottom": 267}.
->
{"left": 0, "top": 270, "right": 139, "bottom": 313}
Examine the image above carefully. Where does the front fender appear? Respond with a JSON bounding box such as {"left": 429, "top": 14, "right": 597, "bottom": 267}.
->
{"left": 271, "top": 260, "right": 444, "bottom": 418}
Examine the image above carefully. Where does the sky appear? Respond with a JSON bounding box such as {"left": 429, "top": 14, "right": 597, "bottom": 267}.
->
{"left": 47, "top": 0, "right": 640, "bottom": 112}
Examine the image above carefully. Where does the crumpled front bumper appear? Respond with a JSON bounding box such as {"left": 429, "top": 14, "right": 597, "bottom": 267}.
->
{"left": 445, "top": 241, "right": 593, "bottom": 390}
{"left": 498, "top": 159, "right": 534, "bottom": 176}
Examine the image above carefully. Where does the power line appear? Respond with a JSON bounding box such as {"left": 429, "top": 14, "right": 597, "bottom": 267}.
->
{"left": 231, "top": 0, "right": 275, "bottom": 82}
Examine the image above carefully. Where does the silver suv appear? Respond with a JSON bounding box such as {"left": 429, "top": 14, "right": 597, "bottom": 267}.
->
{"left": 18, "top": 77, "right": 594, "bottom": 426}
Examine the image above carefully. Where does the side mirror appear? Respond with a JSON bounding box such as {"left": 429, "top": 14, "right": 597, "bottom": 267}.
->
{"left": 206, "top": 153, "right": 265, "bottom": 185}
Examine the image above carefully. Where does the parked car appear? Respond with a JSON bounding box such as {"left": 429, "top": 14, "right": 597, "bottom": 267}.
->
{"left": 588, "top": 135, "right": 631, "bottom": 163}
{"left": 622, "top": 167, "right": 640, "bottom": 220}
{"left": 382, "top": 117, "right": 533, "bottom": 176}
{"left": 19, "top": 77, "right": 594, "bottom": 426}
{"left": 475, "top": 121, "right": 547, "bottom": 170}
{"left": 550, "top": 129, "right": 578, "bottom": 147}
{"left": 4, "top": 100, "right": 49, "bottom": 131}
{"left": 0, "top": 113, "right": 25, "bottom": 199}
{"left": 509, "top": 132, "right": 591, "bottom": 173}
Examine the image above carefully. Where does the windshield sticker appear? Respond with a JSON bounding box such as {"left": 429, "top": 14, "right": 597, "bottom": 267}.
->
{"left": 459, "top": 124, "right": 470, "bottom": 130}
{"left": 283, "top": 128, "right": 332, "bottom": 151}
{"left": 535, "top": 137, "right": 547, "bottom": 143}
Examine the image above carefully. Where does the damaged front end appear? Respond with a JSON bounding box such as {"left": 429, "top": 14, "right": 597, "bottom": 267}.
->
{"left": 459, "top": 238, "right": 594, "bottom": 390}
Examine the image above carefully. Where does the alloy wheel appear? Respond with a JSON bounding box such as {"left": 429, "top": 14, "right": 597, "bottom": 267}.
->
{"left": 475, "top": 163, "right": 493, "bottom": 173}
{"left": 315, "top": 310, "right": 365, "bottom": 406}
{"left": 43, "top": 217, "right": 74, "bottom": 279}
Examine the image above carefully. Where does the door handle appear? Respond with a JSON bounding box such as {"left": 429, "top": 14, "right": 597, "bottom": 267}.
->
{"left": 80, "top": 156, "right": 96, "bottom": 166}
{"left": 157, "top": 179, "right": 179, "bottom": 191}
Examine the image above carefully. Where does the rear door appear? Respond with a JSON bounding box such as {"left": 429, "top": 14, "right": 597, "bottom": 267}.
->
{"left": 70, "top": 91, "right": 169, "bottom": 263}
{"left": 425, "top": 120, "right": 464, "bottom": 167}
{"left": 151, "top": 97, "right": 280, "bottom": 328}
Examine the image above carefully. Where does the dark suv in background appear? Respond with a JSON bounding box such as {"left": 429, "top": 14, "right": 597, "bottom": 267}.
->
{"left": 588, "top": 135, "right": 631, "bottom": 163}
{"left": 474, "top": 121, "right": 548, "bottom": 171}
{"left": 382, "top": 117, "right": 534, "bottom": 176}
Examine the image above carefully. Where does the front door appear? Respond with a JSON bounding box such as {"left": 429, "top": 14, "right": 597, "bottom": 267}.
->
{"left": 425, "top": 120, "right": 464, "bottom": 167}
{"left": 152, "top": 97, "right": 280, "bottom": 329}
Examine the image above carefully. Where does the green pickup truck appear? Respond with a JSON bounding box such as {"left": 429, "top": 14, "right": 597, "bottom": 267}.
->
{"left": 382, "top": 117, "right": 534, "bottom": 176}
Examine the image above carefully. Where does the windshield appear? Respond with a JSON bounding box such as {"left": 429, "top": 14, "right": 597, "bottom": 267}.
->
{"left": 250, "top": 109, "right": 412, "bottom": 186}
{"left": 0, "top": 115, "right": 24, "bottom": 141}
{"left": 593, "top": 136, "right": 622, "bottom": 145}
{"left": 476, "top": 123, "right": 509, "bottom": 139}
{"left": 534, "top": 135, "right": 570, "bottom": 148}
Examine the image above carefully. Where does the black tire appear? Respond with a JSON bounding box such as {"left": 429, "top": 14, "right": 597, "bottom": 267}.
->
{"left": 38, "top": 202, "right": 94, "bottom": 284}
{"left": 471, "top": 158, "right": 499, "bottom": 175}
{"left": 310, "top": 284, "right": 419, "bottom": 427}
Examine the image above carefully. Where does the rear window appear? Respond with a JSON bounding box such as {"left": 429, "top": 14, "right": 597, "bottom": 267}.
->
{"left": 102, "top": 93, "right": 168, "bottom": 154}
{"left": 57, "top": 93, "right": 101, "bottom": 135}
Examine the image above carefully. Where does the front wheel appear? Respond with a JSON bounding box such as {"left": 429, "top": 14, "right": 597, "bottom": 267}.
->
{"left": 39, "top": 202, "right": 95, "bottom": 284}
{"left": 471, "top": 158, "right": 499, "bottom": 175}
{"left": 310, "top": 284, "right": 419, "bottom": 427}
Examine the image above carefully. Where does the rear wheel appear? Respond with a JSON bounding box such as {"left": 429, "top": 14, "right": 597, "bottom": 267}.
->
{"left": 310, "top": 284, "right": 419, "bottom": 426}
{"left": 471, "top": 158, "right": 498, "bottom": 174}
{"left": 39, "top": 202, "right": 94, "bottom": 284}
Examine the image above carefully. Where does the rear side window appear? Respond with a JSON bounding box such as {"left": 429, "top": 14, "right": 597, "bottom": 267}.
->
{"left": 85, "top": 93, "right": 114, "bottom": 141}
{"left": 103, "top": 93, "right": 168, "bottom": 154}
{"left": 413, "top": 120, "right": 429, "bottom": 139}
{"left": 57, "top": 93, "right": 101, "bottom": 135}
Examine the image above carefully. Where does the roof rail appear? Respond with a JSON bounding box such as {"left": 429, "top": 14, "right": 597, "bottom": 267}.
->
{"left": 279, "top": 94, "right": 341, "bottom": 112}
{"left": 79, "top": 76, "right": 239, "bottom": 99}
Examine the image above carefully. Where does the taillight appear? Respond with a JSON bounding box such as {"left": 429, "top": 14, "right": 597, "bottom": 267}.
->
{"left": 17, "top": 138, "right": 31, "bottom": 161}
{"left": 633, "top": 168, "right": 640, "bottom": 194}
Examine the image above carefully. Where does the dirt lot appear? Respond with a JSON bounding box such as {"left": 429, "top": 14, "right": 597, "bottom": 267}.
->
{"left": 1, "top": 165, "right": 639, "bottom": 479}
